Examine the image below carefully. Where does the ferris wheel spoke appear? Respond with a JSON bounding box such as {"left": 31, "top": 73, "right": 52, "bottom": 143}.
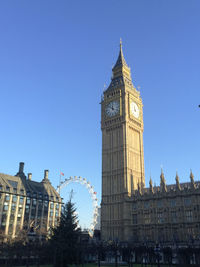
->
{"left": 57, "top": 175, "right": 99, "bottom": 236}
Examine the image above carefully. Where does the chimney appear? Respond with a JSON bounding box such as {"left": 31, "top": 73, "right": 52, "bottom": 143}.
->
{"left": 44, "top": 170, "right": 49, "bottom": 180}
{"left": 15, "top": 162, "right": 26, "bottom": 179}
{"left": 28, "top": 173, "right": 32, "bottom": 181}
{"left": 19, "top": 162, "right": 24, "bottom": 173}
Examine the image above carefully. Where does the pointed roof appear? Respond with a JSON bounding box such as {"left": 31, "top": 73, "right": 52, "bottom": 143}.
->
{"left": 112, "top": 39, "right": 129, "bottom": 70}
{"left": 105, "top": 40, "right": 134, "bottom": 92}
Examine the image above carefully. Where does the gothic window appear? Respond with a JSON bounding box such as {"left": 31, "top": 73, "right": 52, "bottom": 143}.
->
{"left": 170, "top": 199, "right": 176, "bottom": 207}
{"left": 132, "top": 214, "right": 137, "bottom": 224}
{"left": 157, "top": 200, "right": 163, "bottom": 208}
{"left": 185, "top": 210, "right": 193, "bottom": 222}
{"left": 144, "top": 214, "right": 150, "bottom": 224}
{"left": 133, "top": 202, "right": 137, "bottom": 210}
{"left": 144, "top": 202, "right": 149, "bottom": 209}
{"left": 157, "top": 212, "right": 164, "bottom": 223}
{"left": 171, "top": 211, "right": 177, "bottom": 223}
{"left": 184, "top": 198, "right": 191, "bottom": 206}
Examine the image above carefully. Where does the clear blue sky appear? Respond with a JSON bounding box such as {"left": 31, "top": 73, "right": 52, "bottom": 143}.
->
{"left": 0, "top": 0, "right": 200, "bottom": 228}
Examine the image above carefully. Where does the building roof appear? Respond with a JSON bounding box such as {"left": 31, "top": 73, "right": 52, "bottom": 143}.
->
{"left": 0, "top": 163, "right": 62, "bottom": 203}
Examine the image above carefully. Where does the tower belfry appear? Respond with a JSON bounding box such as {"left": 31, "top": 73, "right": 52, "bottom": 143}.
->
{"left": 101, "top": 43, "right": 145, "bottom": 241}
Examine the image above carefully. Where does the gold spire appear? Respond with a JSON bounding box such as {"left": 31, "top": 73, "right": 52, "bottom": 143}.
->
{"left": 149, "top": 176, "right": 154, "bottom": 193}
{"left": 190, "top": 169, "right": 195, "bottom": 188}
{"left": 175, "top": 171, "right": 181, "bottom": 190}
{"left": 160, "top": 169, "right": 167, "bottom": 192}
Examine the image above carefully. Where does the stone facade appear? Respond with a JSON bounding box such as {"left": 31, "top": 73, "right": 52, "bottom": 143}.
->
{"left": 101, "top": 43, "right": 200, "bottom": 245}
{"left": 0, "top": 162, "right": 62, "bottom": 239}
{"left": 127, "top": 170, "right": 200, "bottom": 245}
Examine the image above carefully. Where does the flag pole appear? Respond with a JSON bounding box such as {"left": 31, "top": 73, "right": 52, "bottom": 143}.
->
{"left": 59, "top": 172, "right": 61, "bottom": 195}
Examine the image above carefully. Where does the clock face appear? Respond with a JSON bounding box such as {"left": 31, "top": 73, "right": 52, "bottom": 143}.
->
{"left": 105, "top": 101, "right": 120, "bottom": 117}
{"left": 130, "top": 101, "right": 139, "bottom": 118}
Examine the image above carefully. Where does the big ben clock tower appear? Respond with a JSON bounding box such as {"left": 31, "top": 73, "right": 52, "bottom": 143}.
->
{"left": 101, "top": 42, "right": 145, "bottom": 241}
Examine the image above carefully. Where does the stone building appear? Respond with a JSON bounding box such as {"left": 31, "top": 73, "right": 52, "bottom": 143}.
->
{"left": 0, "top": 162, "right": 62, "bottom": 239}
{"left": 128, "top": 170, "right": 200, "bottom": 245}
{"left": 101, "top": 42, "right": 200, "bottom": 245}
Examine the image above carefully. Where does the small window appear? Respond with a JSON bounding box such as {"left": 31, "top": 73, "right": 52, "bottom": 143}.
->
{"left": 50, "top": 203, "right": 54, "bottom": 209}
{"left": 19, "top": 196, "right": 24, "bottom": 204}
{"left": 5, "top": 194, "right": 10, "bottom": 202}
{"left": 12, "top": 195, "right": 17, "bottom": 202}
{"left": 56, "top": 204, "right": 59, "bottom": 210}
{"left": 3, "top": 204, "right": 8, "bottom": 211}
{"left": 32, "top": 199, "right": 37, "bottom": 206}
{"left": 26, "top": 197, "right": 31, "bottom": 204}
{"left": 13, "top": 188, "right": 17, "bottom": 193}
{"left": 50, "top": 211, "right": 53, "bottom": 217}
{"left": 11, "top": 203, "right": 16, "bottom": 211}
{"left": 6, "top": 186, "right": 10, "bottom": 192}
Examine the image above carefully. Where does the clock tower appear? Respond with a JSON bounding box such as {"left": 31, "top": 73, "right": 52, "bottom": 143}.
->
{"left": 101, "top": 42, "right": 145, "bottom": 241}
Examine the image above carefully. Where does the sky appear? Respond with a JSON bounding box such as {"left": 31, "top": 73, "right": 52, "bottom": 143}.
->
{"left": 0, "top": 0, "right": 200, "bottom": 229}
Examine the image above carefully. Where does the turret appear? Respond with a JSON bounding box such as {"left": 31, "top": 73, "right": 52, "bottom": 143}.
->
{"left": 160, "top": 169, "right": 167, "bottom": 192}
{"left": 175, "top": 172, "right": 181, "bottom": 191}
{"left": 149, "top": 176, "right": 154, "bottom": 193}
{"left": 190, "top": 170, "right": 195, "bottom": 189}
